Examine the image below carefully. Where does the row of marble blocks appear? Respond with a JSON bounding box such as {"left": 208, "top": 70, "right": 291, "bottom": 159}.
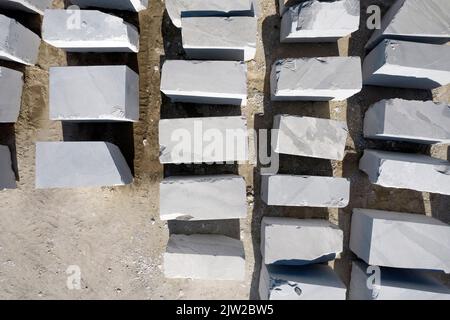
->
{"left": 0, "top": 1, "right": 148, "bottom": 13}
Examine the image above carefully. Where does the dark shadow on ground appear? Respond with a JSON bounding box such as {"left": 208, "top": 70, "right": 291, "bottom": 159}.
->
{"left": 0, "top": 124, "right": 19, "bottom": 180}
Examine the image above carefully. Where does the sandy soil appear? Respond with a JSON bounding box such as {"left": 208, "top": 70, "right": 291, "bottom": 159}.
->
{"left": 0, "top": 0, "right": 449, "bottom": 299}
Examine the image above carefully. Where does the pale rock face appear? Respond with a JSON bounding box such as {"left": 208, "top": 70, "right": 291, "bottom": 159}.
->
{"left": 69, "top": 0, "right": 148, "bottom": 12}
{"left": 0, "top": 67, "right": 23, "bottom": 123}
{"left": 0, "top": 145, "right": 16, "bottom": 190}
{"left": 0, "top": 0, "right": 52, "bottom": 15}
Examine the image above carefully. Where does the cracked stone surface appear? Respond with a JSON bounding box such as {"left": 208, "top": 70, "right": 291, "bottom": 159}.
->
{"left": 49, "top": 65, "right": 139, "bottom": 122}
{"left": 69, "top": 0, "right": 148, "bottom": 12}
{"left": 350, "top": 209, "right": 450, "bottom": 273}
{"left": 42, "top": 9, "right": 139, "bottom": 53}
{"left": 0, "top": 0, "right": 52, "bottom": 14}
{"left": 0, "top": 67, "right": 23, "bottom": 123}
{"left": 359, "top": 149, "right": 450, "bottom": 195}
{"left": 0, "top": 145, "right": 16, "bottom": 190}
{"left": 160, "top": 175, "right": 247, "bottom": 221}
{"left": 164, "top": 234, "right": 245, "bottom": 280}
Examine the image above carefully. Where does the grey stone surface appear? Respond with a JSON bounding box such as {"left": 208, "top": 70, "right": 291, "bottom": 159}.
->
{"left": 261, "top": 174, "right": 350, "bottom": 208}
{"left": 278, "top": 0, "right": 302, "bottom": 15}
{"left": 49, "top": 65, "right": 139, "bottom": 122}
{"left": 160, "top": 60, "right": 247, "bottom": 106}
{"left": 42, "top": 10, "right": 139, "bottom": 53}
{"left": 271, "top": 57, "right": 362, "bottom": 101}
{"left": 359, "top": 149, "right": 450, "bottom": 195}
{"left": 364, "top": 99, "right": 450, "bottom": 144}
{"left": 363, "top": 40, "right": 450, "bottom": 89}
{"left": 35, "top": 142, "right": 133, "bottom": 189}
{"left": 349, "top": 261, "right": 450, "bottom": 300}
{"left": 0, "top": 145, "right": 16, "bottom": 190}
{"left": 160, "top": 174, "right": 247, "bottom": 221}
{"left": 259, "top": 264, "right": 346, "bottom": 300}
{"left": 366, "top": 0, "right": 450, "bottom": 50}
{"left": 0, "top": 67, "right": 23, "bottom": 123}
{"left": 281, "top": 0, "right": 360, "bottom": 43}
{"left": 0, "top": 0, "right": 52, "bottom": 14}
{"left": 0, "top": 14, "right": 41, "bottom": 65}
{"left": 350, "top": 208, "right": 450, "bottom": 273}
{"left": 272, "top": 114, "right": 348, "bottom": 161}
{"left": 261, "top": 217, "right": 343, "bottom": 265}
{"left": 159, "top": 116, "right": 248, "bottom": 164}
{"left": 181, "top": 16, "right": 257, "bottom": 61}
{"left": 164, "top": 234, "right": 245, "bottom": 280}
{"left": 69, "top": 0, "right": 148, "bottom": 12}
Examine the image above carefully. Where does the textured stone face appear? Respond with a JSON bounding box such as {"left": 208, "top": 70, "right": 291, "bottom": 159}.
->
{"left": 164, "top": 234, "right": 245, "bottom": 280}
{"left": 359, "top": 149, "right": 450, "bottom": 195}
{"left": 350, "top": 209, "right": 450, "bottom": 273}
{"left": 0, "top": 0, "right": 52, "bottom": 15}
{"left": 0, "top": 145, "right": 16, "bottom": 190}
{"left": 273, "top": 114, "right": 348, "bottom": 161}
{"left": 259, "top": 264, "right": 346, "bottom": 300}
{"left": 271, "top": 57, "right": 362, "bottom": 101}
{"left": 349, "top": 261, "right": 450, "bottom": 300}
{"left": 363, "top": 39, "right": 450, "bottom": 89}
{"left": 281, "top": 0, "right": 360, "bottom": 43}
{"left": 0, "top": 14, "right": 41, "bottom": 65}
{"left": 364, "top": 99, "right": 450, "bottom": 144}
{"left": 261, "top": 217, "right": 343, "bottom": 265}
{"left": 35, "top": 142, "right": 133, "bottom": 189}
{"left": 160, "top": 175, "right": 247, "bottom": 221}
{"left": 0, "top": 67, "right": 23, "bottom": 123}
{"left": 42, "top": 10, "right": 139, "bottom": 53}
{"left": 366, "top": 0, "right": 450, "bottom": 50}
{"left": 69, "top": 0, "right": 148, "bottom": 12}
{"left": 261, "top": 174, "right": 350, "bottom": 208}
{"left": 181, "top": 16, "right": 257, "bottom": 61}
{"left": 49, "top": 65, "right": 139, "bottom": 122}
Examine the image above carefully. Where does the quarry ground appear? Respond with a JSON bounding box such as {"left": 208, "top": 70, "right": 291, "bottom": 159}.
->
{"left": 0, "top": 0, "right": 449, "bottom": 299}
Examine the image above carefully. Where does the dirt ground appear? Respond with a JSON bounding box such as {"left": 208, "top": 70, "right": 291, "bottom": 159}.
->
{"left": 0, "top": 0, "right": 449, "bottom": 300}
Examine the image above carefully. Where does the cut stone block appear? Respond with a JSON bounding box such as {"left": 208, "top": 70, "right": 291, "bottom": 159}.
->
{"left": 160, "top": 175, "right": 247, "bottom": 221}
{"left": 181, "top": 16, "right": 257, "bottom": 61}
{"left": 35, "top": 142, "right": 133, "bottom": 189}
{"left": 363, "top": 40, "right": 450, "bottom": 89}
{"left": 366, "top": 0, "right": 450, "bottom": 50}
{"left": 271, "top": 57, "right": 362, "bottom": 101}
{"left": 0, "top": 0, "right": 52, "bottom": 14}
{"left": 42, "top": 10, "right": 139, "bottom": 53}
{"left": 261, "top": 217, "right": 343, "bottom": 265}
{"left": 261, "top": 174, "right": 350, "bottom": 208}
{"left": 0, "top": 67, "right": 23, "bottom": 123}
{"left": 69, "top": 0, "right": 148, "bottom": 12}
{"left": 164, "top": 234, "right": 245, "bottom": 280}
{"left": 350, "top": 208, "right": 450, "bottom": 273}
{"left": 272, "top": 114, "right": 348, "bottom": 161}
{"left": 349, "top": 261, "right": 450, "bottom": 300}
{"left": 278, "top": 0, "right": 303, "bottom": 15}
{"left": 159, "top": 116, "right": 248, "bottom": 164}
{"left": 359, "top": 149, "right": 450, "bottom": 195}
{"left": 259, "top": 264, "right": 346, "bottom": 300}
{"left": 281, "top": 0, "right": 360, "bottom": 43}
{"left": 364, "top": 99, "right": 450, "bottom": 144}
{"left": 49, "top": 65, "right": 139, "bottom": 122}
{"left": 161, "top": 60, "right": 247, "bottom": 106}
{"left": 0, "top": 145, "right": 16, "bottom": 190}
{"left": 0, "top": 14, "right": 41, "bottom": 65}
{"left": 166, "top": 0, "right": 257, "bottom": 28}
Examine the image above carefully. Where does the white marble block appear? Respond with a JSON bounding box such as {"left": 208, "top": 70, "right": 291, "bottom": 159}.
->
{"left": 271, "top": 57, "right": 362, "bottom": 101}
{"left": 0, "top": 145, "right": 16, "bottom": 190}
{"left": 359, "top": 149, "right": 450, "bottom": 195}
{"left": 364, "top": 99, "right": 450, "bottom": 144}
{"left": 160, "top": 60, "right": 247, "bottom": 106}
{"left": 261, "top": 217, "right": 343, "bottom": 265}
{"left": 159, "top": 116, "right": 248, "bottom": 164}
{"left": 350, "top": 208, "right": 450, "bottom": 273}
{"left": 261, "top": 174, "right": 350, "bottom": 208}
{"left": 0, "top": 0, "right": 52, "bottom": 14}
{"left": 69, "top": 0, "right": 148, "bottom": 12}
{"left": 49, "top": 65, "right": 139, "bottom": 122}
{"left": 164, "top": 234, "right": 245, "bottom": 280}
{"left": 281, "top": 0, "right": 360, "bottom": 43}
{"left": 366, "top": 0, "right": 450, "bottom": 50}
{"left": 181, "top": 16, "right": 257, "bottom": 61}
{"left": 0, "top": 14, "right": 41, "bottom": 65}
{"left": 35, "top": 142, "right": 133, "bottom": 189}
{"left": 272, "top": 114, "right": 348, "bottom": 161}
{"left": 0, "top": 67, "right": 23, "bottom": 123}
{"left": 259, "top": 264, "right": 346, "bottom": 300}
{"left": 42, "top": 10, "right": 139, "bottom": 53}
{"left": 349, "top": 261, "right": 450, "bottom": 300}
{"left": 363, "top": 40, "right": 450, "bottom": 89}
{"left": 160, "top": 174, "right": 247, "bottom": 221}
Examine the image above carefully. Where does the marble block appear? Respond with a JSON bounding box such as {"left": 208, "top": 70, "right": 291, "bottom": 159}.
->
{"left": 0, "top": 0, "right": 52, "bottom": 14}
{"left": 0, "top": 145, "right": 16, "bottom": 190}
{"left": 69, "top": 0, "right": 148, "bottom": 12}
{"left": 0, "top": 67, "right": 23, "bottom": 123}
